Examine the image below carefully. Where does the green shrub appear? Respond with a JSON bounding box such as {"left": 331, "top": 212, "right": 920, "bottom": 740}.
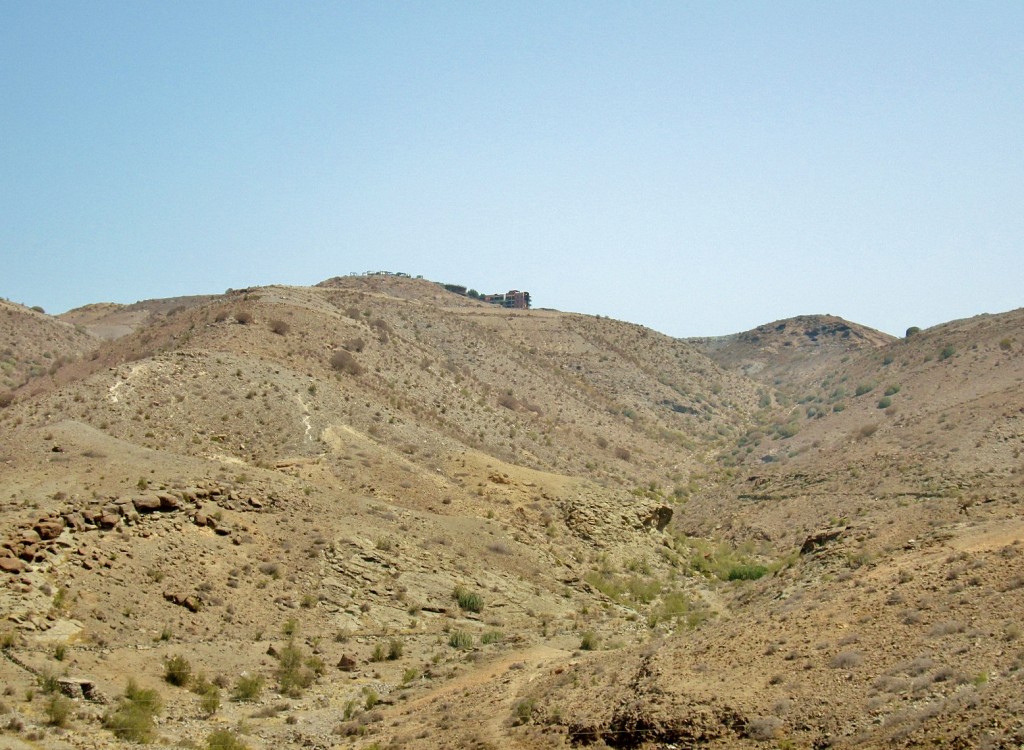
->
{"left": 877, "top": 397, "right": 892, "bottom": 409}
{"left": 453, "top": 585, "right": 484, "bottom": 613}
{"left": 512, "top": 698, "right": 535, "bottom": 726}
{"left": 276, "top": 640, "right": 315, "bottom": 697}
{"left": 38, "top": 671, "right": 60, "bottom": 694}
{"left": 999, "top": 338, "right": 1012, "bottom": 351}
{"left": 206, "top": 729, "right": 251, "bottom": 750}
{"left": 199, "top": 687, "right": 220, "bottom": 717}
{"left": 940, "top": 345, "right": 955, "bottom": 360}
{"left": 905, "top": 326, "right": 921, "bottom": 337}
{"left": 726, "top": 563, "right": 768, "bottom": 581}
{"left": 884, "top": 384, "right": 901, "bottom": 396}
{"left": 370, "top": 642, "right": 386, "bottom": 662}
{"left": 231, "top": 674, "right": 264, "bottom": 702}
{"left": 164, "top": 654, "right": 192, "bottom": 687}
{"left": 364, "top": 688, "right": 379, "bottom": 709}
{"left": 387, "top": 639, "right": 403, "bottom": 660}
{"left": 775, "top": 422, "right": 799, "bottom": 439}
{"left": 480, "top": 630, "right": 503, "bottom": 645}
{"left": 579, "top": 631, "right": 599, "bottom": 650}
{"left": 104, "top": 679, "right": 162, "bottom": 743}
{"left": 854, "top": 383, "right": 875, "bottom": 396}
{"left": 191, "top": 674, "right": 220, "bottom": 716}
{"left": 46, "top": 694, "right": 73, "bottom": 727}
{"left": 448, "top": 630, "right": 473, "bottom": 650}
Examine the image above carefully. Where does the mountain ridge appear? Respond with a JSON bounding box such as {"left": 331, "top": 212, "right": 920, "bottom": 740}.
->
{"left": 1, "top": 277, "right": 1022, "bottom": 749}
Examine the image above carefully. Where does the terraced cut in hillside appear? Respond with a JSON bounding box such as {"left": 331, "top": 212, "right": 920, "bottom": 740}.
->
{"left": 0, "top": 279, "right": 1022, "bottom": 749}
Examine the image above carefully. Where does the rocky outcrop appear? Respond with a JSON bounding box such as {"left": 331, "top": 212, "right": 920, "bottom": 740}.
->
{"left": 163, "top": 591, "right": 202, "bottom": 612}
{"left": 561, "top": 493, "right": 674, "bottom": 543}
{"left": 800, "top": 527, "right": 846, "bottom": 555}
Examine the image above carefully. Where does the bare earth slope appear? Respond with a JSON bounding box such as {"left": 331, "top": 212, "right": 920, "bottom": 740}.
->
{"left": 1, "top": 281, "right": 1021, "bottom": 750}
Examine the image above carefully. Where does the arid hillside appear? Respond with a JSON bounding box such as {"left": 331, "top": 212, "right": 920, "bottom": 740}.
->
{"left": 1, "top": 279, "right": 1021, "bottom": 750}
{"left": 1, "top": 299, "right": 96, "bottom": 394}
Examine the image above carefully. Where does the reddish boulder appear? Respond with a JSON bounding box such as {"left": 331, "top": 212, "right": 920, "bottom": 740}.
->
{"left": 0, "top": 556, "right": 26, "bottom": 573}
{"left": 34, "top": 519, "right": 65, "bottom": 540}
{"left": 157, "top": 492, "right": 181, "bottom": 511}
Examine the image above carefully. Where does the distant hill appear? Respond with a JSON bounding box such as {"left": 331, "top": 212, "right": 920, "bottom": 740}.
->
{"left": 59, "top": 294, "right": 220, "bottom": 340}
{"left": 0, "top": 298, "right": 95, "bottom": 393}
{"left": 688, "top": 314, "right": 895, "bottom": 386}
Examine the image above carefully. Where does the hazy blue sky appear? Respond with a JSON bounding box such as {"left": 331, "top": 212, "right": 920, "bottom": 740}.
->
{"left": 2, "top": 2, "right": 1022, "bottom": 337}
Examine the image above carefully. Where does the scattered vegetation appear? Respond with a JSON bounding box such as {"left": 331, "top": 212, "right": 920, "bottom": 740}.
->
{"left": 104, "top": 679, "right": 163, "bottom": 743}
{"left": 46, "top": 694, "right": 73, "bottom": 727}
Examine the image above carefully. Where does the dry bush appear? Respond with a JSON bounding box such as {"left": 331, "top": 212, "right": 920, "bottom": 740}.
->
{"left": 929, "top": 620, "right": 965, "bottom": 637}
{"left": 857, "top": 423, "right": 879, "bottom": 439}
{"left": 746, "top": 716, "right": 782, "bottom": 741}
{"left": 614, "top": 446, "right": 631, "bottom": 461}
{"left": 0, "top": 392, "right": 13, "bottom": 408}
{"left": 369, "top": 318, "right": 391, "bottom": 343}
{"left": 342, "top": 337, "right": 365, "bottom": 353}
{"left": 234, "top": 310, "right": 253, "bottom": 325}
{"left": 330, "top": 350, "right": 364, "bottom": 376}
{"left": 268, "top": 319, "right": 290, "bottom": 336}
{"left": 830, "top": 650, "right": 864, "bottom": 668}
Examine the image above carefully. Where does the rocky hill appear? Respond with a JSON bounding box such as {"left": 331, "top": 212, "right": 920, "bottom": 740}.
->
{"left": 0, "top": 280, "right": 1021, "bottom": 750}
{"left": 689, "top": 314, "right": 896, "bottom": 386}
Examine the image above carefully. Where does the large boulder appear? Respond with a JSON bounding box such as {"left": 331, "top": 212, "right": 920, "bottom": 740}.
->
{"left": 0, "top": 556, "right": 26, "bottom": 573}
{"left": 132, "top": 494, "right": 162, "bottom": 513}
{"left": 34, "top": 518, "right": 65, "bottom": 540}
{"left": 157, "top": 492, "right": 181, "bottom": 511}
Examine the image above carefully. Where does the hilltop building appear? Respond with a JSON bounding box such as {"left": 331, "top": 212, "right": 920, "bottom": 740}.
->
{"left": 483, "top": 290, "right": 531, "bottom": 309}
{"left": 440, "top": 283, "right": 531, "bottom": 309}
